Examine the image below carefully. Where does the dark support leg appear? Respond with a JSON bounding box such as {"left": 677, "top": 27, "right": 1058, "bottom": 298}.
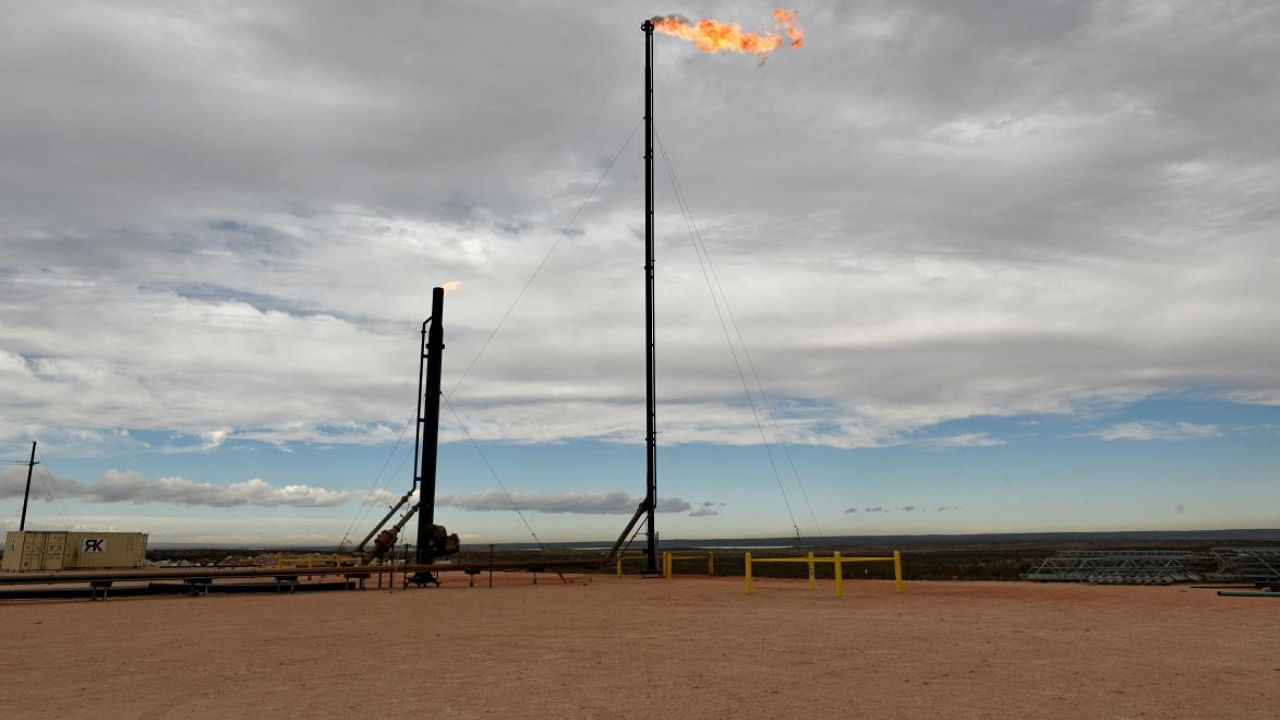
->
{"left": 89, "top": 580, "right": 112, "bottom": 601}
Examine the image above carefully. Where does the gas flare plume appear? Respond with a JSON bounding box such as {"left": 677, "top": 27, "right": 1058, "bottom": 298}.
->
{"left": 442, "top": 281, "right": 463, "bottom": 294}
{"left": 651, "top": 8, "right": 804, "bottom": 57}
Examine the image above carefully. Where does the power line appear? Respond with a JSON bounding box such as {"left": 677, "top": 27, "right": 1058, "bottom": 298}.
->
{"left": 434, "top": 121, "right": 642, "bottom": 553}
{"left": 337, "top": 426, "right": 414, "bottom": 550}
{"left": 441, "top": 398, "right": 568, "bottom": 582}
{"left": 656, "top": 128, "right": 824, "bottom": 542}
{"left": 442, "top": 396, "right": 548, "bottom": 552}
{"left": 34, "top": 448, "right": 75, "bottom": 530}
{"left": 447, "top": 118, "right": 642, "bottom": 400}
{"left": 664, "top": 158, "right": 825, "bottom": 539}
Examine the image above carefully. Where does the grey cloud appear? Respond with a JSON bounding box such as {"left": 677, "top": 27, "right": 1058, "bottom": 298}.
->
{"left": 0, "top": 2, "right": 642, "bottom": 231}
{"left": 1, "top": 2, "right": 1278, "bottom": 452}
{"left": 844, "top": 507, "right": 857, "bottom": 513}
{"left": 902, "top": 505, "right": 918, "bottom": 512}
{"left": 437, "top": 489, "right": 691, "bottom": 515}
{"left": 687, "top": 499, "right": 720, "bottom": 517}
{"left": 0, "top": 463, "right": 83, "bottom": 500}
{"left": 163, "top": 283, "right": 329, "bottom": 320}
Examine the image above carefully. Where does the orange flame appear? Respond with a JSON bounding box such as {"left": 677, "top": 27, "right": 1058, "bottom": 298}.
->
{"left": 651, "top": 8, "right": 804, "bottom": 56}
{"left": 442, "top": 281, "right": 462, "bottom": 294}
{"left": 774, "top": 9, "right": 804, "bottom": 49}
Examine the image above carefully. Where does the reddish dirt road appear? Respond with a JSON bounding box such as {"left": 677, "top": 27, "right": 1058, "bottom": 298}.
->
{"left": 2, "top": 575, "right": 1276, "bottom": 719}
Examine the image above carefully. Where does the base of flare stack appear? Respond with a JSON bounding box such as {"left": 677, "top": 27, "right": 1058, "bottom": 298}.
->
{"left": 409, "top": 571, "right": 440, "bottom": 587}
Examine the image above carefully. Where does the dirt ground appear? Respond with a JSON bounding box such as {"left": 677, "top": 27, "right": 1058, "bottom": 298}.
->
{"left": 1, "top": 574, "right": 1276, "bottom": 719}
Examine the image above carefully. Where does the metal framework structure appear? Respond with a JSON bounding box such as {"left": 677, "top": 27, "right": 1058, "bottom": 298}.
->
{"left": 1023, "top": 547, "right": 1280, "bottom": 587}
{"left": 347, "top": 287, "right": 459, "bottom": 579}
{"left": 1207, "top": 547, "right": 1280, "bottom": 588}
{"left": 1021, "top": 550, "right": 1213, "bottom": 585}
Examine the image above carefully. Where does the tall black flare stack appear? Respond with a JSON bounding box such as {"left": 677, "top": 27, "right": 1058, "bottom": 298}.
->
{"left": 642, "top": 19, "right": 659, "bottom": 575}
{"left": 415, "top": 286, "right": 446, "bottom": 567}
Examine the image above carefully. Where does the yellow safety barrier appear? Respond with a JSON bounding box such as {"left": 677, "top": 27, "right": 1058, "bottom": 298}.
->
{"left": 615, "top": 551, "right": 717, "bottom": 578}
{"left": 615, "top": 554, "right": 650, "bottom": 577}
{"left": 275, "top": 553, "right": 362, "bottom": 569}
{"left": 744, "top": 550, "right": 903, "bottom": 596}
{"left": 660, "top": 551, "right": 716, "bottom": 578}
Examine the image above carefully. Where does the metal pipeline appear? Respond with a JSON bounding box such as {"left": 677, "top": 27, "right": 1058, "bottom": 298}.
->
{"left": 0, "top": 559, "right": 607, "bottom": 587}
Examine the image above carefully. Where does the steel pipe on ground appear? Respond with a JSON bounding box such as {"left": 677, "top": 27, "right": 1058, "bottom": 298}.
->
{"left": 0, "top": 559, "right": 606, "bottom": 587}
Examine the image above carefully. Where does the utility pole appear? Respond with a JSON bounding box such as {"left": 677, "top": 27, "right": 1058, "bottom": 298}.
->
{"left": 19, "top": 441, "right": 38, "bottom": 531}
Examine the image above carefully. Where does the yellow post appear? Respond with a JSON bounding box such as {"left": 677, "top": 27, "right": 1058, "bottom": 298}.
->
{"left": 708, "top": 551, "right": 715, "bottom": 577}
{"left": 616, "top": 556, "right": 622, "bottom": 578}
{"left": 833, "top": 551, "right": 844, "bottom": 597}
{"left": 744, "top": 552, "right": 753, "bottom": 595}
{"left": 807, "top": 551, "right": 816, "bottom": 591}
{"left": 663, "top": 551, "right": 672, "bottom": 579}
{"left": 893, "top": 549, "right": 903, "bottom": 593}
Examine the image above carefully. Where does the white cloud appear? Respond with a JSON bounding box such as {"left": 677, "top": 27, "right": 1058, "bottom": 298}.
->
{"left": 156, "top": 429, "right": 233, "bottom": 454}
{"left": 0, "top": 466, "right": 357, "bottom": 507}
{"left": 0, "top": 426, "right": 147, "bottom": 459}
{"left": 1087, "top": 422, "right": 1222, "bottom": 442}
{"left": 437, "top": 489, "right": 691, "bottom": 515}
{"left": 1227, "top": 390, "right": 1280, "bottom": 406}
{"left": 918, "top": 432, "right": 1006, "bottom": 449}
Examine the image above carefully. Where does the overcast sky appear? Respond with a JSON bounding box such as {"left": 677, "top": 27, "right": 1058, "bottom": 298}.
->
{"left": 2, "top": 1, "right": 1278, "bottom": 545}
